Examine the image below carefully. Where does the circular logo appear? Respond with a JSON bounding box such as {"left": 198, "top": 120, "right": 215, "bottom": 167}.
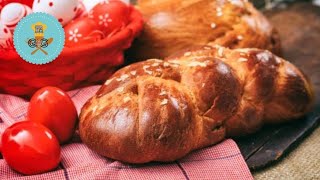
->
{"left": 13, "top": 12, "right": 65, "bottom": 65}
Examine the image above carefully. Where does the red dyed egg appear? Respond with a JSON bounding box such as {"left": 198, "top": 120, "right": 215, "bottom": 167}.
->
{"left": 2, "top": 121, "right": 61, "bottom": 175}
{"left": 88, "top": 0, "right": 130, "bottom": 37}
{"left": 64, "top": 17, "right": 105, "bottom": 47}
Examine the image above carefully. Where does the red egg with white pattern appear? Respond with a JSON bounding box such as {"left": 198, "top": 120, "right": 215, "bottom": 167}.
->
{"left": 32, "top": 0, "right": 78, "bottom": 26}
{"left": 88, "top": 0, "right": 130, "bottom": 37}
{"left": 0, "top": 21, "right": 13, "bottom": 49}
{"left": 64, "top": 17, "right": 106, "bottom": 47}
{"left": 0, "top": 3, "right": 32, "bottom": 32}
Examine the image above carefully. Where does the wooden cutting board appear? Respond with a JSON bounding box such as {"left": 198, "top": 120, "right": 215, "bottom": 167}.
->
{"left": 235, "top": 2, "right": 320, "bottom": 170}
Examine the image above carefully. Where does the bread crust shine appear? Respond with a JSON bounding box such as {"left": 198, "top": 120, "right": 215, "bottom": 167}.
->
{"left": 79, "top": 45, "right": 314, "bottom": 163}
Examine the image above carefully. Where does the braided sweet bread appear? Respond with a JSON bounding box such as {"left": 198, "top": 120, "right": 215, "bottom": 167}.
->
{"left": 79, "top": 45, "right": 314, "bottom": 163}
{"left": 128, "top": 0, "right": 281, "bottom": 60}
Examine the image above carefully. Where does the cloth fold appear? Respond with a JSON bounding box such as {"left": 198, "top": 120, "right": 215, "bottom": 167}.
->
{"left": 0, "top": 86, "right": 253, "bottom": 180}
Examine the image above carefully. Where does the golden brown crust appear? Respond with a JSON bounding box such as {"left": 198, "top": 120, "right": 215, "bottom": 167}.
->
{"left": 128, "top": 0, "right": 281, "bottom": 60}
{"left": 79, "top": 45, "right": 314, "bottom": 163}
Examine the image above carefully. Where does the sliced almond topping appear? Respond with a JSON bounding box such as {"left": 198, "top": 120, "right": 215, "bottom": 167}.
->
{"left": 238, "top": 57, "right": 248, "bottom": 62}
{"left": 163, "top": 62, "right": 170, "bottom": 67}
{"left": 159, "top": 90, "right": 167, "bottom": 96}
{"left": 117, "top": 87, "right": 124, "bottom": 92}
{"left": 143, "top": 65, "right": 153, "bottom": 75}
{"left": 216, "top": 7, "right": 223, "bottom": 16}
{"left": 237, "top": 35, "right": 243, "bottom": 40}
{"left": 143, "top": 65, "right": 150, "bottom": 69}
{"left": 160, "top": 99, "right": 168, "bottom": 105}
{"left": 229, "top": 0, "right": 245, "bottom": 7}
{"left": 218, "top": 47, "right": 224, "bottom": 57}
{"left": 92, "top": 105, "right": 98, "bottom": 113}
{"left": 123, "top": 96, "right": 131, "bottom": 103}
{"left": 256, "top": 52, "right": 270, "bottom": 63}
{"left": 130, "top": 71, "right": 137, "bottom": 76}
{"left": 240, "top": 52, "right": 247, "bottom": 56}
{"left": 116, "top": 74, "right": 129, "bottom": 81}
{"left": 210, "top": 23, "right": 216, "bottom": 29}
{"left": 152, "top": 63, "right": 160, "bottom": 67}
{"left": 145, "top": 70, "right": 153, "bottom": 75}
{"left": 105, "top": 78, "right": 113, "bottom": 85}
{"left": 169, "top": 60, "right": 180, "bottom": 64}
{"left": 150, "top": 59, "right": 163, "bottom": 63}
{"left": 187, "top": 61, "right": 207, "bottom": 67}
{"left": 184, "top": 52, "right": 192, "bottom": 56}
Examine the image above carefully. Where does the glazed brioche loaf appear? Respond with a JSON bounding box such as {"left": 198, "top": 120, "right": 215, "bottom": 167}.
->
{"left": 79, "top": 45, "right": 314, "bottom": 163}
{"left": 128, "top": 0, "right": 281, "bottom": 60}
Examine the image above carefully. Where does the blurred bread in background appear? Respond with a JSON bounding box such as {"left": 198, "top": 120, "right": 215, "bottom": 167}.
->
{"left": 128, "top": 0, "right": 281, "bottom": 60}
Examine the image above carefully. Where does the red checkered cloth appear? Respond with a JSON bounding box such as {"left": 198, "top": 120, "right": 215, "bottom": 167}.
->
{"left": 0, "top": 86, "right": 253, "bottom": 180}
